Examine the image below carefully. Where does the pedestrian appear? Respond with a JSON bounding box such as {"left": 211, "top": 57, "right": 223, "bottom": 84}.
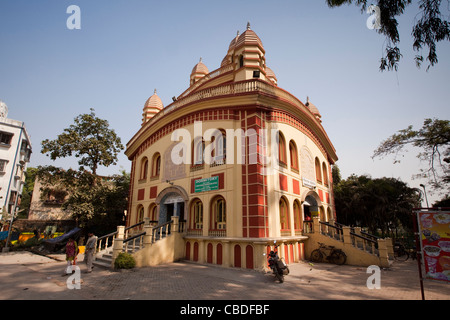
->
{"left": 84, "top": 231, "right": 97, "bottom": 273}
{"left": 64, "top": 237, "right": 78, "bottom": 275}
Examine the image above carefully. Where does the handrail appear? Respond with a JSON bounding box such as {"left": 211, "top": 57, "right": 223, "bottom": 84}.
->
{"left": 96, "top": 221, "right": 146, "bottom": 254}
{"left": 123, "top": 231, "right": 146, "bottom": 243}
{"left": 123, "top": 231, "right": 146, "bottom": 254}
{"left": 319, "top": 221, "right": 344, "bottom": 241}
{"left": 350, "top": 231, "right": 378, "bottom": 255}
{"left": 361, "top": 230, "right": 380, "bottom": 241}
{"left": 96, "top": 230, "right": 118, "bottom": 253}
{"left": 350, "top": 231, "right": 377, "bottom": 245}
{"left": 97, "top": 230, "right": 118, "bottom": 241}
{"left": 125, "top": 221, "right": 144, "bottom": 231}
{"left": 151, "top": 220, "right": 172, "bottom": 243}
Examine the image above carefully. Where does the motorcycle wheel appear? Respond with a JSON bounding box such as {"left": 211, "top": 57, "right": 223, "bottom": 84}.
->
{"left": 310, "top": 249, "right": 323, "bottom": 263}
{"left": 275, "top": 272, "right": 284, "bottom": 283}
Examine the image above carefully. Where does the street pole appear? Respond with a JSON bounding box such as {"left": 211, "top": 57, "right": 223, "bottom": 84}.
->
{"left": 2, "top": 195, "right": 19, "bottom": 253}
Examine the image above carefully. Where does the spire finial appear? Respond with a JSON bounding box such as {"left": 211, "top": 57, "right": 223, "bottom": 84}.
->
{"left": 247, "top": 22, "right": 251, "bottom": 30}
{"left": 154, "top": 88, "right": 157, "bottom": 95}
{"left": 199, "top": 57, "right": 202, "bottom": 63}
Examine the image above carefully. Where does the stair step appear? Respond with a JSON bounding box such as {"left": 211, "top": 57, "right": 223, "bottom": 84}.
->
{"left": 93, "top": 254, "right": 112, "bottom": 268}
{"left": 96, "top": 256, "right": 112, "bottom": 263}
{"left": 93, "top": 259, "right": 112, "bottom": 269}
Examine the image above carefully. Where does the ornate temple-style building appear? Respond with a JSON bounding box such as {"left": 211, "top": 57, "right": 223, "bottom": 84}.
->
{"left": 124, "top": 24, "right": 338, "bottom": 270}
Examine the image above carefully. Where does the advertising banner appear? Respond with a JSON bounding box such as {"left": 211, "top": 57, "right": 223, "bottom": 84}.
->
{"left": 417, "top": 211, "right": 450, "bottom": 283}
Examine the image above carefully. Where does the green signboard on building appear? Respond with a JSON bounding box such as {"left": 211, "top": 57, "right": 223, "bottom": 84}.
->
{"left": 195, "top": 176, "right": 219, "bottom": 193}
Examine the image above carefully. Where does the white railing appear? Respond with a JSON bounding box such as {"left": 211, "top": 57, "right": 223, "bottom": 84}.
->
{"left": 177, "top": 64, "right": 234, "bottom": 99}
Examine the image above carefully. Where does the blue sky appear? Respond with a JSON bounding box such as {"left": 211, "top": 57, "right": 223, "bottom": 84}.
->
{"left": 1, "top": 0, "right": 449, "bottom": 203}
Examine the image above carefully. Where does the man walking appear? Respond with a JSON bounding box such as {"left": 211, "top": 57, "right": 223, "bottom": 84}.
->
{"left": 84, "top": 231, "right": 97, "bottom": 273}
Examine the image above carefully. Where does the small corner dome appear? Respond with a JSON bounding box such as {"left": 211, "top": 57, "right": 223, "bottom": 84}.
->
{"left": 235, "top": 22, "right": 264, "bottom": 50}
{"left": 190, "top": 58, "right": 209, "bottom": 85}
{"left": 305, "top": 97, "right": 322, "bottom": 121}
{"left": 265, "top": 67, "right": 277, "bottom": 85}
{"left": 142, "top": 89, "right": 163, "bottom": 124}
{"left": 191, "top": 58, "right": 209, "bottom": 76}
{"left": 228, "top": 30, "right": 240, "bottom": 51}
{"left": 144, "top": 89, "right": 164, "bottom": 110}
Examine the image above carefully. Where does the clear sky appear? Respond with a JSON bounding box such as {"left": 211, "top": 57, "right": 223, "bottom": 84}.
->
{"left": 1, "top": 0, "right": 449, "bottom": 204}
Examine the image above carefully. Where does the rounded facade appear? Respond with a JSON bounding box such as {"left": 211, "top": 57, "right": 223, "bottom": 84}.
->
{"left": 126, "top": 25, "right": 338, "bottom": 270}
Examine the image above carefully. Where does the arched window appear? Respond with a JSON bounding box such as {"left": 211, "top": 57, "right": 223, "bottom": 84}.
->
{"left": 140, "top": 157, "right": 148, "bottom": 180}
{"left": 149, "top": 203, "right": 158, "bottom": 223}
{"left": 137, "top": 205, "right": 145, "bottom": 226}
{"left": 279, "top": 197, "right": 290, "bottom": 231}
{"left": 151, "top": 153, "right": 161, "bottom": 178}
{"left": 322, "top": 162, "right": 328, "bottom": 186}
{"left": 190, "top": 199, "right": 203, "bottom": 230}
{"left": 293, "top": 200, "right": 302, "bottom": 231}
{"left": 315, "top": 157, "right": 322, "bottom": 184}
{"left": 289, "top": 140, "right": 299, "bottom": 171}
{"left": 277, "top": 131, "right": 287, "bottom": 167}
{"left": 212, "top": 129, "right": 226, "bottom": 164}
{"left": 192, "top": 138, "right": 205, "bottom": 165}
{"left": 210, "top": 196, "right": 226, "bottom": 230}
{"left": 327, "top": 207, "right": 333, "bottom": 221}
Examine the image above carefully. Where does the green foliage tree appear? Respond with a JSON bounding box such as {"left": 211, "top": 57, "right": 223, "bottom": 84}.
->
{"left": 334, "top": 174, "right": 421, "bottom": 236}
{"left": 36, "top": 166, "right": 129, "bottom": 234}
{"left": 372, "top": 118, "right": 450, "bottom": 195}
{"left": 39, "top": 109, "right": 127, "bottom": 233}
{"left": 41, "top": 108, "right": 124, "bottom": 176}
{"left": 332, "top": 164, "right": 342, "bottom": 185}
{"left": 18, "top": 167, "right": 39, "bottom": 219}
{"left": 326, "top": 0, "right": 450, "bottom": 71}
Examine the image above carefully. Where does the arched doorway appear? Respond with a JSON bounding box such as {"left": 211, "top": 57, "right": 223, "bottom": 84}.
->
{"left": 155, "top": 186, "right": 189, "bottom": 225}
{"left": 301, "top": 191, "right": 322, "bottom": 233}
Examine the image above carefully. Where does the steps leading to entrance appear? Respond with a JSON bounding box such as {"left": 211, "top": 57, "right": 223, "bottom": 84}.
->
{"left": 93, "top": 252, "right": 113, "bottom": 269}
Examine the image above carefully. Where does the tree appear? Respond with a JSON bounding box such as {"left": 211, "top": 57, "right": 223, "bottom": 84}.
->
{"left": 36, "top": 166, "right": 129, "bottom": 233}
{"left": 332, "top": 164, "right": 342, "bottom": 185}
{"left": 18, "top": 167, "right": 39, "bottom": 219}
{"left": 41, "top": 108, "right": 124, "bottom": 176}
{"left": 326, "top": 0, "right": 450, "bottom": 71}
{"left": 372, "top": 118, "right": 450, "bottom": 194}
{"left": 334, "top": 174, "right": 421, "bottom": 236}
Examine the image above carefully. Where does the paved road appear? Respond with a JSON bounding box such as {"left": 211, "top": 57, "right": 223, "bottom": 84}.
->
{"left": 1, "top": 251, "right": 449, "bottom": 302}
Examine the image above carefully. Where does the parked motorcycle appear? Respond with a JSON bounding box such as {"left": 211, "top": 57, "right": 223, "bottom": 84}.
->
{"left": 266, "top": 241, "right": 289, "bottom": 283}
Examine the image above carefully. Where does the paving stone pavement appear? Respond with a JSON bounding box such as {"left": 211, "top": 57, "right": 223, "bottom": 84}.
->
{"left": 1, "top": 251, "right": 449, "bottom": 301}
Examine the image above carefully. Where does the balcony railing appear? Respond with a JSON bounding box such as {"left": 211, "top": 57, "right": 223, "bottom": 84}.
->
{"left": 128, "top": 77, "right": 318, "bottom": 149}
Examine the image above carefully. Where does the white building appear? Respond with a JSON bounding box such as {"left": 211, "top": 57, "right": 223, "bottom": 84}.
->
{"left": 0, "top": 100, "right": 32, "bottom": 222}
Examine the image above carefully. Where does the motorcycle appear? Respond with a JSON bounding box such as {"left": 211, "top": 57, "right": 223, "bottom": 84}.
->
{"left": 266, "top": 241, "right": 289, "bottom": 283}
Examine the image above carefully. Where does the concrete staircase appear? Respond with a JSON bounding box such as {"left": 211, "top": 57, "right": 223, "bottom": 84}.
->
{"left": 304, "top": 218, "right": 394, "bottom": 268}
{"left": 93, "top": 218, "right": 180, "bottom": 269}
{"left": 93, "top": 250, "right": 113, "bottom": 269}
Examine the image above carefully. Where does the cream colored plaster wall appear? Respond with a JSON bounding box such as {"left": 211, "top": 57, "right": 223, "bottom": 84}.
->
{"left": 130, "top": 119, "right": 244, "bottom": 238}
